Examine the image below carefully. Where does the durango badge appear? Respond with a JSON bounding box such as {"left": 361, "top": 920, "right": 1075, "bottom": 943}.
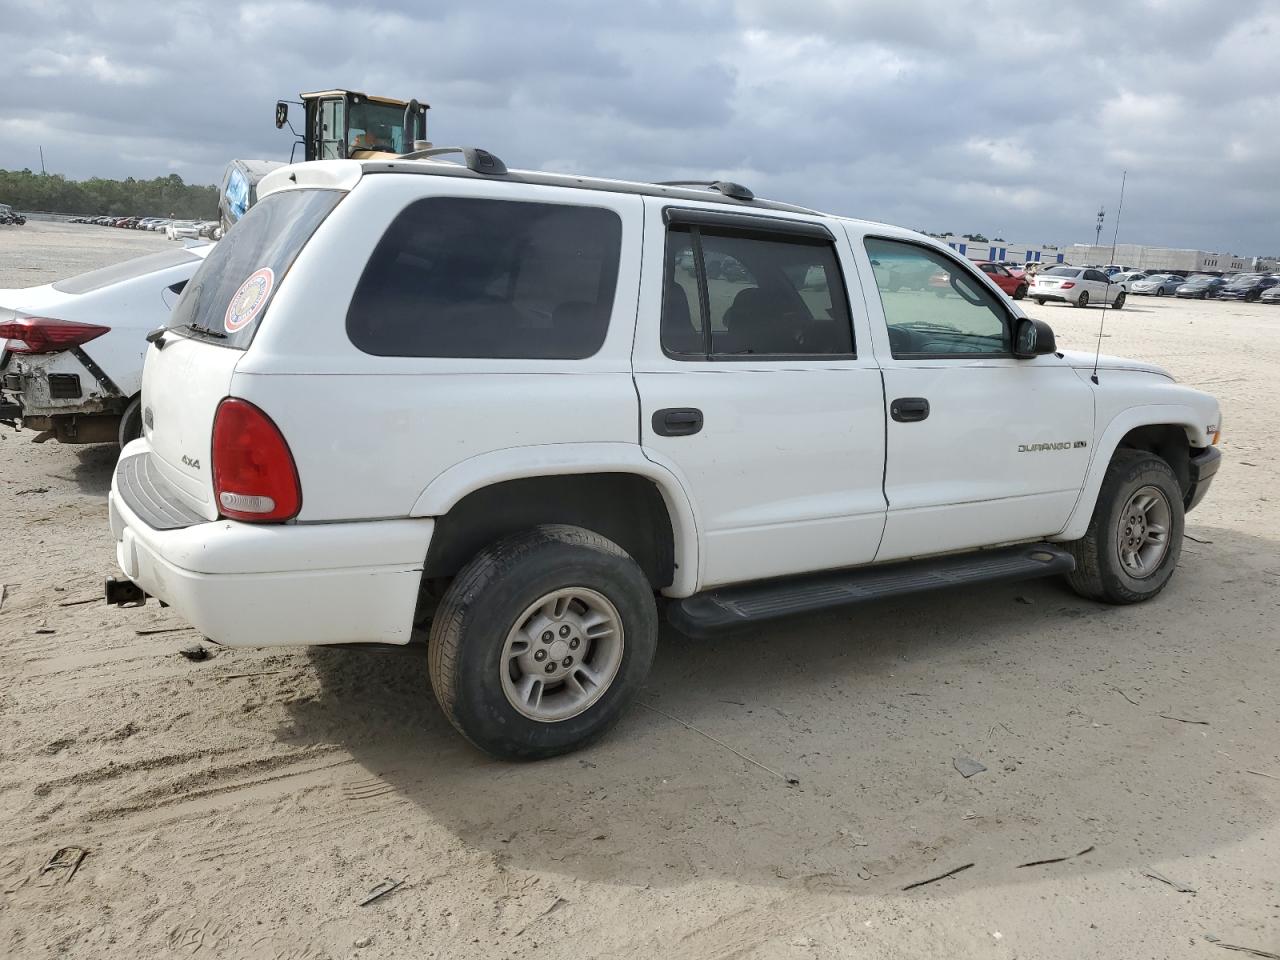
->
{"left": 1018, "top": 441, "right": 1088, "bottom": 452}
{"left": 224, "top": 267, "right": 275, "bottom": 333}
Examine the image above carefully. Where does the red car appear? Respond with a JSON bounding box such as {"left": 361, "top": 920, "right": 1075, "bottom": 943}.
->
{"left": 973, "top": 260, "right": 1029, "bottom": 299}
{"left": 930, "top": 260, "right": 1029, "bottom": 300}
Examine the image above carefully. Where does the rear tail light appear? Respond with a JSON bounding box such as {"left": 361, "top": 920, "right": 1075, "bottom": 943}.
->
{"left": 0, "top": 316, "right": 110, "bottom": 354}
{"left": 211, "top": 398, "right": 301, "bottom": 522}
{"left": 1060, "top": 282, "right": 1076, "bottom": 289}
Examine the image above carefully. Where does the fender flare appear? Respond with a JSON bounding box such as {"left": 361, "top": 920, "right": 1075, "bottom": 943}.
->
{"left": 1054, "top": 404, "right": 1209, "bottom": 542}
{"left": 409, "top": 442, "right": 702, "bottom": 596}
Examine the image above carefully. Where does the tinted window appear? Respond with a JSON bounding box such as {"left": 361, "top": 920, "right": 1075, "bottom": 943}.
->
{"left": 169, "top": 189, "right": 343, "bottom": 349}
{"left": 53, "top": 248, "right": 202, "bottom": 294}
{"left": 1044, "top": 267, "right": 1081, "bottom": 277}
{"left": 1084, "top": 269, "right": 1109, "bottom": 282}
{"left": 661, "top": 224, "right": 854, "bottom": 358}
{"left": 347, "top": 198, "right": 621, "bottom": 359}
{"left": 864, "top": 237, "right": 1010, "bottom": 359}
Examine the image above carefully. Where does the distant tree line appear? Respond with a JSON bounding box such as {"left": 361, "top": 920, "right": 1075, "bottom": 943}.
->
{"left": 0, "top": 169, "right": 218, "bottom": 219}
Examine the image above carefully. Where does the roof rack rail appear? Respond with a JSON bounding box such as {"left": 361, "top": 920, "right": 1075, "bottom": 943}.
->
{"left": 656, "top": 180, "right": 755, "bottom": 202}
{"left": 398, "top": 145, "right": 507, "bottom": 176}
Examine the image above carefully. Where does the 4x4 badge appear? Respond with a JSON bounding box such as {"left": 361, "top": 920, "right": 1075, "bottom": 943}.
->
{"left": 181, "top": 455, "right": 201, "bottom": 470}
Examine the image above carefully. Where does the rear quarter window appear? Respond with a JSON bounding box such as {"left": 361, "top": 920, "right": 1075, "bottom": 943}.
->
{"left": 167, "top": 188, "right": 343, "bottom": 349}
{"left": 345, "top": 197, "right": 622, "bottom": 359}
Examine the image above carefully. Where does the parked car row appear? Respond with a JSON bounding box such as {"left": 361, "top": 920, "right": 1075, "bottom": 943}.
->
{"left": 69, "top": 216, "right": 220, "bottom": 240}
{"left": 1022, "top": 262, "right": 1280, "bottom": 305}
{"left": 1128, "top": 271, "right": 1279, "bottom": 301}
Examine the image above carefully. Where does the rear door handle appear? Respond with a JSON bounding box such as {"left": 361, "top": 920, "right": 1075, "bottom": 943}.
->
{"left": 653, "top": 407, "right": 704, "bottom": 437}
{"left": 890, "top": 397, "right": 930, "bottom": 423}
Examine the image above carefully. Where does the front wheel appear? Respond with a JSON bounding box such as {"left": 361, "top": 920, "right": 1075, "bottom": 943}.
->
{"left": 1075, "top": 291, "right": 1090, "bottom": 308}
{"left": 1156, "top": 288, "right": 1166, "bottom": 297}
{"left": 1112, "top": 292, "right": 1126, "bottom": 310}
{"left": 428, "top": 525, "right": 658, "bottom": 760}
{"left": 1013, "top": 284, "right": 1028, "bottom": 300}
{"left": 1065, "top": 451, "right": 1184, "bottom": 604}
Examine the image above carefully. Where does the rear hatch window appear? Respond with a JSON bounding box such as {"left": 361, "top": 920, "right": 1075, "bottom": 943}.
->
{"left": 168, "top": 188, "right": 343, "bottom": 349}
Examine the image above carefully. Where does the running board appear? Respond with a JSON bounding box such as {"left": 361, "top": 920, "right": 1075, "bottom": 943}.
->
{"left": 667, "top": 543, "right": 1075, "bottom": 637}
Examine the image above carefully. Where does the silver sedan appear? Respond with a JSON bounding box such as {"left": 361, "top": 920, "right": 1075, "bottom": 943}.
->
{"left": 1130, "top": 274, "right": 1183, "bottom": 296}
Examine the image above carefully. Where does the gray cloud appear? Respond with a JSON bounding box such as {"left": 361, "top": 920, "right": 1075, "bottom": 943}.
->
{"left": 1, "top": 0, "right": 1276, "bottom": 252}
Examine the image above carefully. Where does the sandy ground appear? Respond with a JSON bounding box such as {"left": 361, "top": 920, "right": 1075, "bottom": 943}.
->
{"left": 1, "top": 220, "right": 1277, "bottom": 960}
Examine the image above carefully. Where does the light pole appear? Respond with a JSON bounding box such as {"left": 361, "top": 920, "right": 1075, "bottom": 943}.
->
{"left": 1095, "top": 206, "right": 1105, "bottom": 251}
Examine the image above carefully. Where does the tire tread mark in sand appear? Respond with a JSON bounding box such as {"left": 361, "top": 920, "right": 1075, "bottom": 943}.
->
{"left": 88, "top": 749, "right": 349, "bottom": 821}
{"left": 35, "top": 745, "right": 244, "bottom": 794}
{"left": 188, "top": 804, "right": 410, "bottom": 865}
{"left": 342, "top": 774, "right": 400, "bottom": 802}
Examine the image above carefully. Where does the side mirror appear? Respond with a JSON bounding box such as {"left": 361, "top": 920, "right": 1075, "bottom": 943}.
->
{"left": 275, "top": 101, "right": 288, "bottom": 129}
{"left": 1014, "top": 317, "right": 1057, "bottom": 358}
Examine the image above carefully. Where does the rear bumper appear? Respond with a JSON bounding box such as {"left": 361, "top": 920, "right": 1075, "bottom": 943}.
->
{"left": 2, "top": 351, "right": 128, "bottom": 440}
{"left": 1032, "top": 290, "right": 1071, "bottom": 303}
{"left": 1185, "top": 446, "right": 1221, "bottom": 513}
{"left": 108, "top": 448, "right": 433, "bottom": 647}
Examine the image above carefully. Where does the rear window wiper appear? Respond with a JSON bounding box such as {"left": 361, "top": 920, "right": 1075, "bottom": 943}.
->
{"left": 185, "top": 322, "right": 227, "bottom": 340}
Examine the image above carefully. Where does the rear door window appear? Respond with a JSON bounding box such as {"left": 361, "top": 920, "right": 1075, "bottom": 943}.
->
{"left": 167, "top": 188, "right": 343, "bottom": 349}
{"left": 662, "top": 223, "right": 854, "bottom": 359}
{"left": 346, "top": 197, "right": 622, "bottom": 359}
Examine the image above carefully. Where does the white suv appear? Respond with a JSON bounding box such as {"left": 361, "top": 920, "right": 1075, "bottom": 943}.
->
{"left": 106, "top": 151, "right": 1222, "bottom": 759}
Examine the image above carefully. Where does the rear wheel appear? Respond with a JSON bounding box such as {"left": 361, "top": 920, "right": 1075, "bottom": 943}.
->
{"left": 428, "top": 525, "right": 658, "bottom": 760}
{"left": 118, "top": 396, "right": 143, "bottom": 447}
{"left": 1075, "top": 291, "right": 1090, "bottom": 308}
{"left": 1034, "top": 297, "right": 1046, "bottom": 306}
{"left": 1065, "top": 451, "right": 1184, "bottom": 604}
{"left": 1156, "top": 287, "right": 1166, "bottom": 297}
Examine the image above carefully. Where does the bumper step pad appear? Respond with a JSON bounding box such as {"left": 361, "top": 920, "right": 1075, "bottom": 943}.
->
{"left": 667, "top": 543, "right": 1075, "bottom": 637}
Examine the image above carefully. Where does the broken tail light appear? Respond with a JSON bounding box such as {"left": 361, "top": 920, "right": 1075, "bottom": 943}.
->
{"left": 0, "top": 316, "right": 110, "bottom": 354}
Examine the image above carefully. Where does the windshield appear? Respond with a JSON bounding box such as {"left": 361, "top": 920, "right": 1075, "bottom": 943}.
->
{"left": 1228, "top": 275, "right": 1260, "bottom": 285}
{"left": 168, "top": 188, "right": 343, "bottom": 348}
{"left": 348, "top": 102, "right": 412, "bottom": 154}
{"left": 1044, "top": 267, "right": 1080, "bottom": 277}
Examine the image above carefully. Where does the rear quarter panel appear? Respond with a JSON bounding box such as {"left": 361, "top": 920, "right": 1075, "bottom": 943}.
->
{"left": 233, "top": 174, "right": 645, "bottom": 522}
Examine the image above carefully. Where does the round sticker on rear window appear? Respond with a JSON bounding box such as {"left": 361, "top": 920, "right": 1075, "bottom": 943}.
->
{"left": 224, "top": 267, "right": 275, "bottom": 333}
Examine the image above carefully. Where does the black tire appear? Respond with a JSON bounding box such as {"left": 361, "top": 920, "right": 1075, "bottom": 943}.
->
{"left": 428, "top": 525, "right": 658, "bottom": 760}
{"left": 1155, "top": 288, "right": 1166, "bottom": 297}
{"left": 1065, "top": 451, "right": 1184, "bottom": 604}
{"left": 1034, "top": 297, "right": 1046, "bottom": 306}
{"left": 118, "top": 395, "right": 143, "bottom": 447}
{"left": 1013, "top": 284, "right": 1028, "bottom": 301}
{"left": 1112, "top": 292, "right": 1126, "bottom": 310}
{"left": 1075, "top": 291, "right": 1090, "bottom": 308}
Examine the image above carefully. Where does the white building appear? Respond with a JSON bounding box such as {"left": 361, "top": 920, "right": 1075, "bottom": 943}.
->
{"left": 1066, "top": 243, "right": 1247, "bottom": 273}
{"left": 936, "top": 236, "right": 1067, "bottom": 265}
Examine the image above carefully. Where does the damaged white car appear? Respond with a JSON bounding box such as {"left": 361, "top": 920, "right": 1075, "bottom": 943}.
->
{"left": 1, "top": 245, "right": 212, "bottom": 445}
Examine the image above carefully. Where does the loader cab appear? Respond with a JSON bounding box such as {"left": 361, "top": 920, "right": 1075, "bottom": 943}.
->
{"left": 276, "top": 90, "right": 429, "bottom": 162}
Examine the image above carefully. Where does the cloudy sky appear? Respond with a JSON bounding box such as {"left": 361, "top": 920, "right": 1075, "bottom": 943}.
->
{"left": 3, "top": 0, "right": 1277, "bottom": 252}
